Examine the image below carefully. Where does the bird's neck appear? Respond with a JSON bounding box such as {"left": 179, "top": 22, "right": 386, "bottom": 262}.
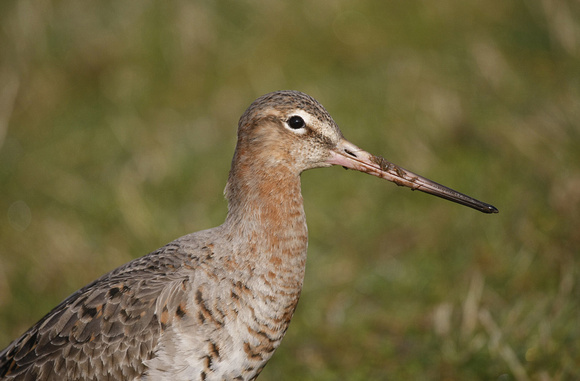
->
{"left": 211, "top": 155, "right": 308, "bottom": 368}
{"left": 222, "top": 152, "right": 308, "bottom": 283}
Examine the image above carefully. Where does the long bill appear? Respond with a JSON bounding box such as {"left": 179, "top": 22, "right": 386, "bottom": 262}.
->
{"left": 327, "top": 138, "right": 499, "bottom": 214}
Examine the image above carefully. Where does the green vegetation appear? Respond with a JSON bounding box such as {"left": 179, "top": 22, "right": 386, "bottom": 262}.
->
{"left": 1, "top": 0, "right": 578, "bottom": 379}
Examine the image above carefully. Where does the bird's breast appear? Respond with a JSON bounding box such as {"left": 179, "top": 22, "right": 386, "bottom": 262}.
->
{"left": 144, "top": 223, "right": 308, "bottom": 381}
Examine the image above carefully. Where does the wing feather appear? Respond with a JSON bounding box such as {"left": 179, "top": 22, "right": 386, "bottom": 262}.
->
{"left": 0, "top": 244, "right": 195, "bottom": 380}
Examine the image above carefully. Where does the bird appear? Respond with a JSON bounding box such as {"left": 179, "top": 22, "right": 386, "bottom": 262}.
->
{"left": 0, "top": 90, "right": 498, "bottom": 380}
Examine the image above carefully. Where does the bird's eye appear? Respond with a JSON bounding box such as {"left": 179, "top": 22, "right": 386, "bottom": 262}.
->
{"left": 287, "top": 116, "right": 306, "bottom": 130}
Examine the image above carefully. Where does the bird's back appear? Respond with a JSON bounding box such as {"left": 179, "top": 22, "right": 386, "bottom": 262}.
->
{"left": 0, "top": 230, "right": 212, "bottom": 380}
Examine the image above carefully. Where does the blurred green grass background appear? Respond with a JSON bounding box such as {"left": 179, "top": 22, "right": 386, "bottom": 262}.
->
{"left": 1, "top": 0, "right": 579, "bottom": 379}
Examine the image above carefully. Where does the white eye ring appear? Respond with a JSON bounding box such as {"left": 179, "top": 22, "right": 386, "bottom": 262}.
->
{"left": 283, "top": 110, "right": 311, "bottom": 134}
